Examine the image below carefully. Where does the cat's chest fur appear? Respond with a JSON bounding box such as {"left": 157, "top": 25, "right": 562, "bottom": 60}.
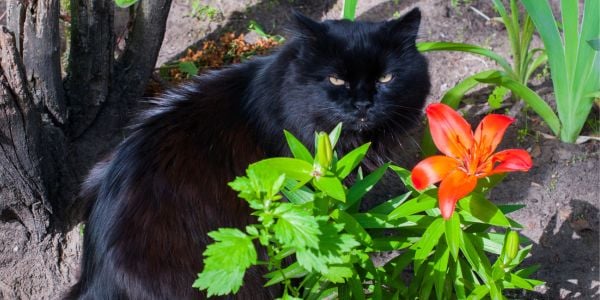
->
{"left": 68, "top": 8, "right": 430, "bottom": 300}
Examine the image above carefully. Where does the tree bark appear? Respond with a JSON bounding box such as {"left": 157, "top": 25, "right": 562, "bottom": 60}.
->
{"left": 0, "top": 0, "right": 172, "bottom": 297}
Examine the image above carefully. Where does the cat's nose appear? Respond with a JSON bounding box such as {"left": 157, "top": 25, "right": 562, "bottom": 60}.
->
{"left": 353, "top": 101, "right": 373, "bottom": 111}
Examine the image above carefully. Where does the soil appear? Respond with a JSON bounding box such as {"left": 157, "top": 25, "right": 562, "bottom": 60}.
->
{"left": 0, "top": 0, "right": 598, "bottom": 299}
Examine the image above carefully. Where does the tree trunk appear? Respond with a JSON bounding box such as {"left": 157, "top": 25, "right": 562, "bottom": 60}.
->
{"left": 0, "top": 0, "right": 171, "bottom": 298}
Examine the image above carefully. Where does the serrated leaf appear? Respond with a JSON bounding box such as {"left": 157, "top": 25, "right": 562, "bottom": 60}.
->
{"left": 229, "top": 164, "right": 285, "bottom": 208}
{"left": 193, "top": 269, "right": 245, "bottom": 296}
{"left": 296, "top": 220, "right": 359, "bottom": 273}
{"left": 195, "top": 228, "right": 257, "bottom": 296}
{"left": 487, "top": 85, "right": 509, "bottom": 109}
{"left": 323, "top": 265, "right": 354, "bottom": 283}
{"left": 284, "top": 130, "right": 313, "bottom": 163}
{"left": 273, "top": 203, "right": 320, "bottom": 249}
{"left": 203, "top": 229, "right": 256, "bottom": 269}
{"left": 335, "top": 143, "right": 371, "bottom": 179}
{"left": 331, "top": 210, "right": 373, "bottom": 246}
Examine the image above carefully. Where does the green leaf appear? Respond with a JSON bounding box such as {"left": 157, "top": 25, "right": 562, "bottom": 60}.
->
{"left": 331, "top": 210, "right": 373, "bottom": 246}
{"left": 342, "top": 0, "right": 358, "bottom": 20}
{"left": 412, "top": 218, "right": 444, "bottom": 272}
{"left": 264, "top": 262, "right": 308, "bottom": 287}
{"left": 466, "top": 285, "right": 489, "bottom": 300}
{"left": 474, "top": 70, "right": 561, "bottom": 136}
{"left": 328, "top": 122, "right": 343, "bottom": 147}
{"left": 369, "top": 236, "right": 413, "bottom": 251}
{"left": 432, "top": 241, "right": 450, "bottom": 300}
{"left": 194, "top": 269, "right": 245, "bottom": 297}
{"left": 389, "top": 165, "right": 413, "bottom": 188}
{"left": 273, "top": 203, "right": 320, "bottom": 249}
{"left": 487, "top": 85, "right": 509, "bottom": 109}
{"left": 254, "top": 158, "right": 313, "bottom": 182}
{"left": 497, "top": 204, "right": 526, "bottom": 215}
{"left": 460, "top": 232, "right": 493, "bottom": 284}
{"left": 281, "top": 179, "right": 314, "bottom": 204}
{"left": 323, "top": 265, "right": 354, "bottom": 283}
{"left": 456, "top": 193, "right": 511, "bottom": 227}
{"left": 389, "top": 191, "right": 437, "bottom": 220}
{"left": 296, "top": 220, "right": 359, "bottom": 273}
{"left": 229, "top": 165, "right": 285, "bottom": 208}
{"left": 194, "top": 228, "right": 257, "bottom": 296}
{"left": 178, "top": 61, "right": 198, "bottom": 77}
{"left": 344, "top": 163, "right": 389, "bottom": 211}
{"left": 313, "top": 176, "right": 346, "bottom": 202}
{"left": 284, "top": 130, "right": 313, "bottom": 163}
{"left": 505, "top": 273, "right": 538, "bottom": 290}
{"left": 368, "top": 191, "right": 412, "bottom": 214}
{"left": 348, "top": 275, "right": 366, "bottom": 300}
{"left": 114, "top": 0, "right": 138, "bottom": 8}
{"left": 445, "top": 213, "right": 461, "bottom": 260}
{"left": 417, "top": 42, "right": 515, "bottom": 76}
{"left": 335, "top": 143, "right": 371, "bottom": 179}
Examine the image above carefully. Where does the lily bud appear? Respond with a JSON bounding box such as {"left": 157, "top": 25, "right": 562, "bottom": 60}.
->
{"left": 503, "top": 230, "right": 520, "bottom": 263}
{"left": 315, "top": 132, "right": 333, "bottom": 171}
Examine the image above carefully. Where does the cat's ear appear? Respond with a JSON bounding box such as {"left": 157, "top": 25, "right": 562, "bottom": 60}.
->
{"left": 291, "top": 10, "right": 326, "bottom": 40}
{"left": 385, "top": 7, "right": 421, "bottom": 43}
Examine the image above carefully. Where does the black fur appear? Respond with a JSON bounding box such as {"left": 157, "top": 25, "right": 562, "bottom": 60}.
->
{"left": 67, "top": 9, "right": 430, "bottom": 299}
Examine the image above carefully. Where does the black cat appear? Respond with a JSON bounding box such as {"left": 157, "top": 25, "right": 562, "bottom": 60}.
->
{"left": 67, "top": 8, "right": 430, "bottom": 299}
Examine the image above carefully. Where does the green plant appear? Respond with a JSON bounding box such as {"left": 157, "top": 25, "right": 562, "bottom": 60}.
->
{"left": 418, "top": 0, "right": 558, "bottom": 155}
{"left": 114, "top": 0, "right": 138, "bottom": 8}
{"left": 195, "top": 119, "right": 541, "bottom": 299}
{"left": 342, "top": 0, "right": 359, "bottom": 21}
{"left": 521, "top": 0, "right": 600, "bottom": 143}
{"left": 188, "top": 1, "right": 220, "bottom": 22}
{"left": 248, "top": 21, "right": 285, "bottom": 43}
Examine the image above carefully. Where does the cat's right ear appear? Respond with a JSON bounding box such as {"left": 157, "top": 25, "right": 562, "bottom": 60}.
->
{"left": 291, "top": 10, "right": 326, "bottom": 40}
{"left": 385, "top": 7, "right": 422, "bottom": 44}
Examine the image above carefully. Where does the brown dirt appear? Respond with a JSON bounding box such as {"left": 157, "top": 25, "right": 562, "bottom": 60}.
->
{"left": 0, "top": 0, "right": 597, "bottom": 299}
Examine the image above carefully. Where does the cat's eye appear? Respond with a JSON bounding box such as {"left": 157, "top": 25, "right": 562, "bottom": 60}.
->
{"left": 378, "top": 73, "right": 393, "bottom": 83}
{"left": 328, "top": 76, "right": 346, "bottom": 86}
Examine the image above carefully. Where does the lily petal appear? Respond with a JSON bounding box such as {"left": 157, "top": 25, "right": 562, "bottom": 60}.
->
{"left": 411, "top": 156, "right": 460, "bottom": 190}
{"left": 489, "top": 149, "right": 533, "bottom": 174}
{"left": 438, "top": 170, "right": 477, "bottom": 219}
{"left": 426, "top": 103, "right": 474, "bottom": 159}
{"left": 474, "top": 114, "right": 515, "bottom": 157}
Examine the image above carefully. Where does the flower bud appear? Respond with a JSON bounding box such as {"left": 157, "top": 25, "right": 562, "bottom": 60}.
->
{"left": 503, "top": 230, "right": 520, "bottom": 263}
{"left": 315, "top": 132, "right": 333, "bottom": 171}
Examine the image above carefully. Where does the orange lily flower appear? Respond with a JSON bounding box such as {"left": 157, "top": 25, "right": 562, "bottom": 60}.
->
{"left": 411, "top": 103, "right": 532, "bottom": 219}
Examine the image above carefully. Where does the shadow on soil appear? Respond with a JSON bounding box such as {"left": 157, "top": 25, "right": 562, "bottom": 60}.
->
{"left": 525, "top": 200, "right": 599, "bottom": 299}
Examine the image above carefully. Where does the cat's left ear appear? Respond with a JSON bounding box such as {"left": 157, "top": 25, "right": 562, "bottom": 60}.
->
{"left": 385, "top": 7, "right": 422, "bottom": 43}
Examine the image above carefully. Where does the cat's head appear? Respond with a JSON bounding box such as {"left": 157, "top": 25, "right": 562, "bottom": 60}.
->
{"left": 278, "top": 8, "right": 430, "bottom": 144}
